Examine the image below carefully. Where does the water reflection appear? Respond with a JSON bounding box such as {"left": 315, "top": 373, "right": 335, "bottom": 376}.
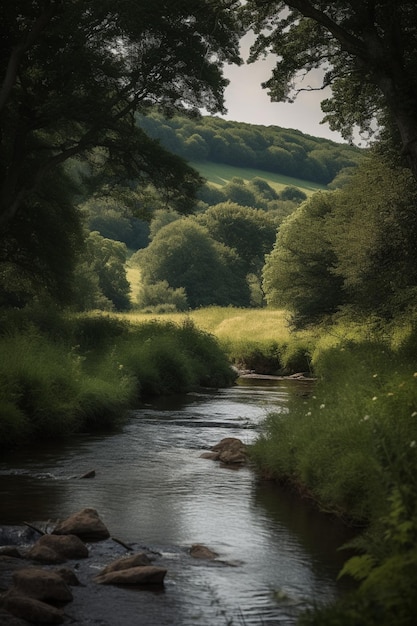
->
{"left": 0, "top": 378, "right": 353, "bottom": 624}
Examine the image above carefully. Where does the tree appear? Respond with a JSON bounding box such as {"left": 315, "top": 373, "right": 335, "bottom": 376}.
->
{"left": 327, "top": 155, "right": 417, "bottom": 316}
{"left": 221, "top": 178, "right": 258, "bottom": 208}
{"left": 0, "top": 0, "right": 242, "bottom": 227}
{"left": 263, "top": 152, "right": 417, "bottom": 325}
{"left": 0, "top": 166, "right": 83, "bottom": 307}
{"left": 82, "top": 197, "right": 150, "bottom": 249}
{"left": 73, "top": 231, "right": 131, "bottom": 311}
{"left": 133, "top": 218, "right": 250, "bottom": 308}
{"left": 243, "top": 1, "right": 417, "bottom": 179}
{"left": 197, "top": 201, "right": 277, "bottom": 274}
{"left": 262, "top": 192, "right": 345, "bottom": 326}
{"left": 148, "top": 209, "right": 181, "bottom": 241}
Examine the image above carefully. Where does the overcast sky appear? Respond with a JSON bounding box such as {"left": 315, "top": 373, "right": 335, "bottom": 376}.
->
{"left": 217, "top": 33, "right": 347, "bottom": 144}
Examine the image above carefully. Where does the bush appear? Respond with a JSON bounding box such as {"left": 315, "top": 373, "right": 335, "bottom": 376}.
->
{"left": 227, "top": 340, "right": 283, "bottom": 374}
{"left": 0, "top": 331, "right": 84, "bottom": 441}
{"left": 137, "top": 280, "right": 188, "bottom": 312}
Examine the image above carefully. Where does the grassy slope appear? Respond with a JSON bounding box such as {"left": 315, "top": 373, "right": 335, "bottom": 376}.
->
{"left": 190, "top": 160, "right": 326, "bottom": 196}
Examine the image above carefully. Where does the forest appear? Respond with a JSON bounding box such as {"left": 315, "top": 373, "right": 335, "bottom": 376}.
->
{"left": 2, "top": 1, "right": 417, "bottom": 625}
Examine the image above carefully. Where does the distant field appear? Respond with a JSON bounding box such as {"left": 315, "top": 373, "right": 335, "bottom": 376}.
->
{"left": 125, "top": 264, "right": 142, "bottom": 303}
{"left": 121, "top": 306, "right": 293, "bottom": 345}
{"left": 191, "top": 160, "right": 326, "bottom": 196}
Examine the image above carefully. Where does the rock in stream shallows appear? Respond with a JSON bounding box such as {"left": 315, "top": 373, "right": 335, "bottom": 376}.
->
{"left": 0, "top": 507, "right": 168, "bottom": 625}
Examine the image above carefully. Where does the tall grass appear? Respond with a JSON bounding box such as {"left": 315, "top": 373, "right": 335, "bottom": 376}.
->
{"left": 251, "top": 337, "right": 417, "bottom": 520}
{"left": 250, "top": 329, "right": 417, "bottom": 626}
{"left": 0, "top": 310, "right": 236, "bottom": 449}
{"left": 122, "top": 307, "right": 315, "bottom": 374}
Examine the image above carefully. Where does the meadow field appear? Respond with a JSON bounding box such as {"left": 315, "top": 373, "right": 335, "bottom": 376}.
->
{"left": 191, "top": 159, "right": 326, "bottom": 196}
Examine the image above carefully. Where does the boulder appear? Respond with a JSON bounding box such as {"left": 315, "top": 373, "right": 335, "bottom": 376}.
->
{"left": 98, "top": 552, "right": 151, "bottom": 576}
{"left": 11, "top": 568, "right": 73, "bottom": 603}
{"left": 52, "top": 508, "right": 110, "bottom": 542}
{"left": 28, "top": 534, "right": 89, "bottom": 563}
{"left": 190, "top": 544, "right": 218, "bottom": 560}
{"left": 95, "top": 565, "right": 167, "bottom": 586}
{"left": 199, "top": 452, "right": 220, "bottom": 460}
{"left": 54, "top": 567, "right": 80, "bottom": 586}
{"left": 210, "top": 437, "right": 247, "bottom": 465}
{"left": 2, "top": 594, "right": 64, "bottom": 624}
{"left": 0, "top": 607, "right": 27, "bottom": 625}
{"left": 0, "top": 546, "right": 21, "bottom": 558}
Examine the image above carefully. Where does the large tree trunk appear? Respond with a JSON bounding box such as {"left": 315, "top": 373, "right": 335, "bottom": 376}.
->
{"left": 373, "top": 69, "right": 417, "bottom": 180}
{"left": 391, "top": 106, "right": 417, "bottom": 181}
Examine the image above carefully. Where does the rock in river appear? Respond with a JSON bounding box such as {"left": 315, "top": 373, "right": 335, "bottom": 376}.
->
{"left": 52, "top": 508, "right": 110, "bottom": 542}
{"left": 28, "top": 534, "right": 89, "bottom": 563}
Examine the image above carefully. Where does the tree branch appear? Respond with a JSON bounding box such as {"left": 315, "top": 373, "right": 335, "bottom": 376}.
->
{"left": 284, "top": 1, "right": 367, "bottom": 58}
{"left": 0, "top": 3, "right": 56, "bottom": 114}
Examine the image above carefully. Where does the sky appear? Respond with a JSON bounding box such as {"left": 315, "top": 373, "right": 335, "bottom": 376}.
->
{"left": 217, "top": 33, "right": 347, "bottom": 144}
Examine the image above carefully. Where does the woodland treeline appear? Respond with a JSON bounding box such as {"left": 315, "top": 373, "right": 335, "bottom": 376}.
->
{"left": 136, "top": 112, "right": 362, "bottom": 184}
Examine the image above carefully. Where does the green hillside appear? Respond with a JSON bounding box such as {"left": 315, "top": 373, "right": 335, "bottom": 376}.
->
{"left": 137, "top": 111, "right": 364, "bottom": 187}
{"left": 191, "top": 160, "right": 325, "bottom": 196}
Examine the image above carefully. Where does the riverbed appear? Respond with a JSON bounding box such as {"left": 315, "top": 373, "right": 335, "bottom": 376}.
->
{"left": 0, "top": 378, "right": 353, "bottom": 625}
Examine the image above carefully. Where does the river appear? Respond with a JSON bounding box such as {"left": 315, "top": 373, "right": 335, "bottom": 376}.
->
{"left": 0, "top": 378, "right": 354, "bottom": 625}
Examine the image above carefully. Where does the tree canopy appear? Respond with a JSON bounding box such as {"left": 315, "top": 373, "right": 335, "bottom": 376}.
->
{"left": 243, "top": 1, "right": 417, "bottom": 179}
{"left": 263, "top": 192, "right": 345, "bottom": 325}
{"left": 133, "top": 218, "right": 250, "bottom": 308}
{"left": 263, "top": 152, "right": 417, "bottom": 326}
{"left": 197, "top": 201, "right": 277, "bottom": 274}
{"left": 0, "top": 0, "right": 242, "bottom": 226}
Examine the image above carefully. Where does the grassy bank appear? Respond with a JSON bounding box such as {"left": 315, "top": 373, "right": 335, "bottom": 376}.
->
{"left": 0, "top": 308, "right": 236, "bottom": 449}
{"left": 250, "top": 323, "right": 417, "bottom": 625}
{"left": 121, "top": 307, "right": 315, "bottom": 375}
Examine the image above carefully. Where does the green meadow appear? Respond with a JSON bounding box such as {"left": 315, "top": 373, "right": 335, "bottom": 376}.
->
{"left": 190, "top": 159, "right": 326, "bottom": 196}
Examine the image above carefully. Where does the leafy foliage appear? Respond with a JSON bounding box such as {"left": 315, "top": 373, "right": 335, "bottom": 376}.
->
{"left": 0, "top": 166, "right": 83, "bottom": 307}
{"left": 72, "top": 231, "right": 131, "bottom": 312}
{"left": 243, "top": 1, "right": 417, "bottom": 180}
{"left": 197, "top": 201, "right": 277, "bottom": 274}
{"left": 263, "top": 152, "right": 417, "bottom": 326}
{"left": 262, "top": 192, "right": 345, "bottom": 325}
{"left": 132, "top": 218, "right": 250, "bottom": 308}
{"left": 137, "top": 280, "right": 188, "bottom": 312}
{"left": 0, "top": 0, "right": 243, "bottom": 226}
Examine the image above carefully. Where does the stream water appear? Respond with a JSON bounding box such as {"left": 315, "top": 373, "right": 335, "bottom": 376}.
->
{"left": 0, "top": 378, "right": 354, "bottom": 625}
